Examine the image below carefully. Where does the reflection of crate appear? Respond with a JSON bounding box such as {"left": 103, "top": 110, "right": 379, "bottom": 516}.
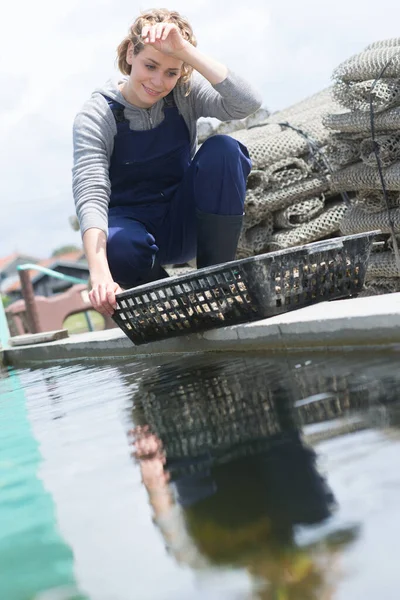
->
{"left": 133, "top": 356, "right": 297, "bottom": 473}
{"left": 113, "top": 232, "right": 376, "bottom": 345}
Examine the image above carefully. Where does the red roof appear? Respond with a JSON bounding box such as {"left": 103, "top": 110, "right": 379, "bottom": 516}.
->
{"left": 0, "top": 252, "right": 27, "bottom": 271}
{"left": 4, "top": 250, "right": 85, "bottom": 293}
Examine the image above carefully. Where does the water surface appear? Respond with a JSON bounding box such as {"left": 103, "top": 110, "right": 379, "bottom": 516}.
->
{"left": 1, "top": 350, "right": 400, "bottom": 599}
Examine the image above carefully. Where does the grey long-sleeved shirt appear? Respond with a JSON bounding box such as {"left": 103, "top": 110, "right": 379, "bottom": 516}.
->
{"left": 72, "top": 71, "right": 262, "bottom": 237}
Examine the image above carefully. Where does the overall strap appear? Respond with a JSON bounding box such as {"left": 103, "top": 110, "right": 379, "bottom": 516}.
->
{"left": 101, "top": 94, "right": 127, "bottom": 124}
{"left": 163, "top": 91, "right": 176, "bottom": 108}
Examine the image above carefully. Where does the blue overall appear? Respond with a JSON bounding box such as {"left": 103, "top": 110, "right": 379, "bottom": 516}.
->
{"left": 104, "top": 93, "right": 252, "bottom": 287}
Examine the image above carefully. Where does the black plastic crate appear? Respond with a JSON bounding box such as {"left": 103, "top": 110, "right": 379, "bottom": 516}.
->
{"left": 113, "top": 232, "right": 376, "bottom": 345}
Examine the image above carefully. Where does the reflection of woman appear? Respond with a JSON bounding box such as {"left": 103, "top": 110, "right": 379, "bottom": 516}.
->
{"left": 132, "top": 427, "right": 342, "bottom": 597}
{"left": 72, "top": 8, "right": 261, "bottom": 315}
{"left": 129, "top": 356, "right": 350, "bottom": 597}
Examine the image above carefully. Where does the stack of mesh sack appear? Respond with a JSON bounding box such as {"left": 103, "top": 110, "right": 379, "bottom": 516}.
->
{"left": 324, "top": 38, "right": 400, "bottom": 295}
{"left": 228, "top": 88, "right": 347, "bottom": 257}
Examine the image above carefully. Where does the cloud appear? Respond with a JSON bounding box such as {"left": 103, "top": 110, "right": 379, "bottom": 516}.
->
{"left": 2, "top": 191, "right": 81, "bottom": 259}
{"left": 1, "top": 0, "right": 400, "bottom": 256}
{"left": 0, "top": 74, "right": 29, "bottom": 113}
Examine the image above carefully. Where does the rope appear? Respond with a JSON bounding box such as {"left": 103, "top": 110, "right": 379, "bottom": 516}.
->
{"left": 369, "top": 56, "right": 400, "bottom": 276}
{"left": 278, "top": 121, "right": 351, "bottom": 206}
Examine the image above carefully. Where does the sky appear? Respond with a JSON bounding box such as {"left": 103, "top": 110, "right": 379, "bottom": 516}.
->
{"left": 1, "top": 0, "right": 399, "bottom": 258}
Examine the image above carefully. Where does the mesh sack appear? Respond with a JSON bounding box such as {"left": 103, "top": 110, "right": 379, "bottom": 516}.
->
{"left": 354, "top": 190, "right": 400, "bottom": 212}
{"left": 243, "top": 175, "right": 329, "bottom": 228}
{"left": 331, "top": 161, "right": 400, "bottom": 192}
{"left": 231, "top": 123, "right": 284, "bottom": 145}
{"left": 273, "top": 196, "right": 325, "bottom": 229}
{"left": 231, "top": 120, "right": 332, "bottom": 170}
{"left": 334, "top": 47, "right": 400, "bottom": 83}
{"left": 333, "top": 78, "right": 400, "bottom": 113}
{"left": 360, "top": 277, "right": 400, "bottom": 296}
{"left": 236, "top": 241, "right": 254, "bottom": 259}
{"left": 266, "top": 87, "right": 340, "bottom": 126}
{"left": 237, "top": 216, "right": 274, "bottom": 256}
{"left": 268, "top": 202, "right": 347, "bottom": 250}
{"left": 365, "top": 38, "right": 400, "bottom": 51}
{"left": 307, "top": 149, "right": 331, "bottom": 174}
{"left": 366, "top": 251, "right": 400, "bottom": 279}
{"left": 323, "top": 106, "right": 400, "bottom": 134}
{"left": 258, "top": 174, "right": 330, "bottom": 214}
{"left": 265, "top": 157, "right": 310, "bottom": 189}
{"left": 243, "top": 187, "right": 271, "bottom": 230}
{"left": 246, "top": 169, "right": 269, "bottom": 190}
{"left": 340, "top": 203, "right": 400, "bottom": 234}
{"left": 333, "top": 131, "right": 365, "bottom": 141}
{"left": 360, "top": 133, "right": 400, "bottom": 167}
{"left": 326, "top": 137, "right": 360, "bottom": 168}
{"left": 230, "top": 88, "right": 342, "bottom": 171}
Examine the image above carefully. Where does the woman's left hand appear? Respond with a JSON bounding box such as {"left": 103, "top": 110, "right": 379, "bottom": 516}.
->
{"left": 141, "top": 23, "right": 189, "bottom": 57}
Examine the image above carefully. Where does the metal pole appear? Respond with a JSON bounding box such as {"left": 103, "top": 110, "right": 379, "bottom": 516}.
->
{"left": 19, "top": 270, "right": 41, "bottom": 334}
{"left": 83, "top": 311, "right": 94, "bottom": 332}
{"left": 0, "top": 293, "right": 10, "bottom": 349}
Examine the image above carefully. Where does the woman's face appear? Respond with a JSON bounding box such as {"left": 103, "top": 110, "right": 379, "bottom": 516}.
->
{"left": 126, "top": 43, "right": 183, "bottom": 108}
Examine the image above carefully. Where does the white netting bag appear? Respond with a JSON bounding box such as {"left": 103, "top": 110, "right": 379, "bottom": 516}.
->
{"left": 265, "top": 157, "right": 311, "bottom": 189}
{"left": 236, "top": 244, "right": 253, "bottom": 259}
{"left": 232, "top": 86, "right": 347, "bottom": 253}
{"left": 333, "top": 78, "right": 400, "bottom": 113}
{"left": 360, "top": 133, "right": 400, "bottom": 167}
{"left": 360, "top": 277, "right": 400, "bottom": 296}
{"left": 326, "top": 137, "right": 360, "bottom": 168}
{"left": 232, "top": 124, "right": 329, "bottom": 170}
{"left": 331, "top": 161, "right": 400, "bottom": 192}
{"left": 334, "top": 47, "right": 400, "bottom": 82}
{"left": 268, "top": 203, "right": 347, "bottom": 250}
{"left": 246, "top": 169, "right": 269, "bottom": 190}
{"left": 366, "top": 38, "right": 400, "bottom": 51}
{"left": 354, "top": 190, "right": 400, "bottom": 212}
{"left": 237, "top": 215, "right": 274, "bottom": 257}
{"left": 323, "top": 106, "right": 400, "bottom": 134}
{"left": 266, "top": 88, "right": 336, "bottom": 125}
{"left": 242, "top": 187, "right": 270, "bottom": 230}
{"left": 258, "top": 175, "right": 330, "bottom": 213}
{"left": 273, "top": 196, "right": 325, "bottom": 229}
{"left": 340, "top": 203, "right": 400, "bottom": 234}
{"left": 366, "top": 252, "right": 400, "bottom": 279}
{"left": 243, "top": 175, "right": 330, "bottom": 229}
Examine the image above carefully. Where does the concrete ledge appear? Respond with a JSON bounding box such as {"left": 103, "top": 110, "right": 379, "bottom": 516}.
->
{"left": 4, "top": 293, "right": 400, "bottom": 366}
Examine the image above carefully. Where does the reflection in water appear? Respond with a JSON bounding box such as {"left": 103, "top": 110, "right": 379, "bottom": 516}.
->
{"left": 128, "top": 354, "right": 385, "bottom": 599}
{"left": 5, "top": 352, "right": 400, "bottom": 599}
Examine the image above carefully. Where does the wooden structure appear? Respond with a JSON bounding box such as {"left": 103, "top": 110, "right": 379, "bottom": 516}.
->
{"left": 5, "top": 283, "right": 116, "bottom": 337}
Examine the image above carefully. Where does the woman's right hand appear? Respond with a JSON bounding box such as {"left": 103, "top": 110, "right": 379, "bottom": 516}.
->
{"left": 141, "top": 22, "right": 188, "bottom": 57}
{"left": 89, "top": 279, "right": 122, "bottom": 316}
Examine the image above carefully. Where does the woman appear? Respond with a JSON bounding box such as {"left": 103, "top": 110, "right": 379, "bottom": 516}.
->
{"left": 73, "top": 8, "right": 262, "bottom": 315}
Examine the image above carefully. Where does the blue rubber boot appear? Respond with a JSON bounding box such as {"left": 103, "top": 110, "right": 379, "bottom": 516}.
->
{"left": 196, "top": 210, "right": 243, "bottom": 269}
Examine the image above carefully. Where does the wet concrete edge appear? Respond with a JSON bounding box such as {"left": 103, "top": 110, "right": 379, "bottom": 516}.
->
{"left": 2, "top": 293, "right": 400, "bottom": 366}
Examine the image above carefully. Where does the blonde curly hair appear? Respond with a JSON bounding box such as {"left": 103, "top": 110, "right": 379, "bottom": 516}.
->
{"left": 116, "top": 8, "right": 197, "bottom": 91}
